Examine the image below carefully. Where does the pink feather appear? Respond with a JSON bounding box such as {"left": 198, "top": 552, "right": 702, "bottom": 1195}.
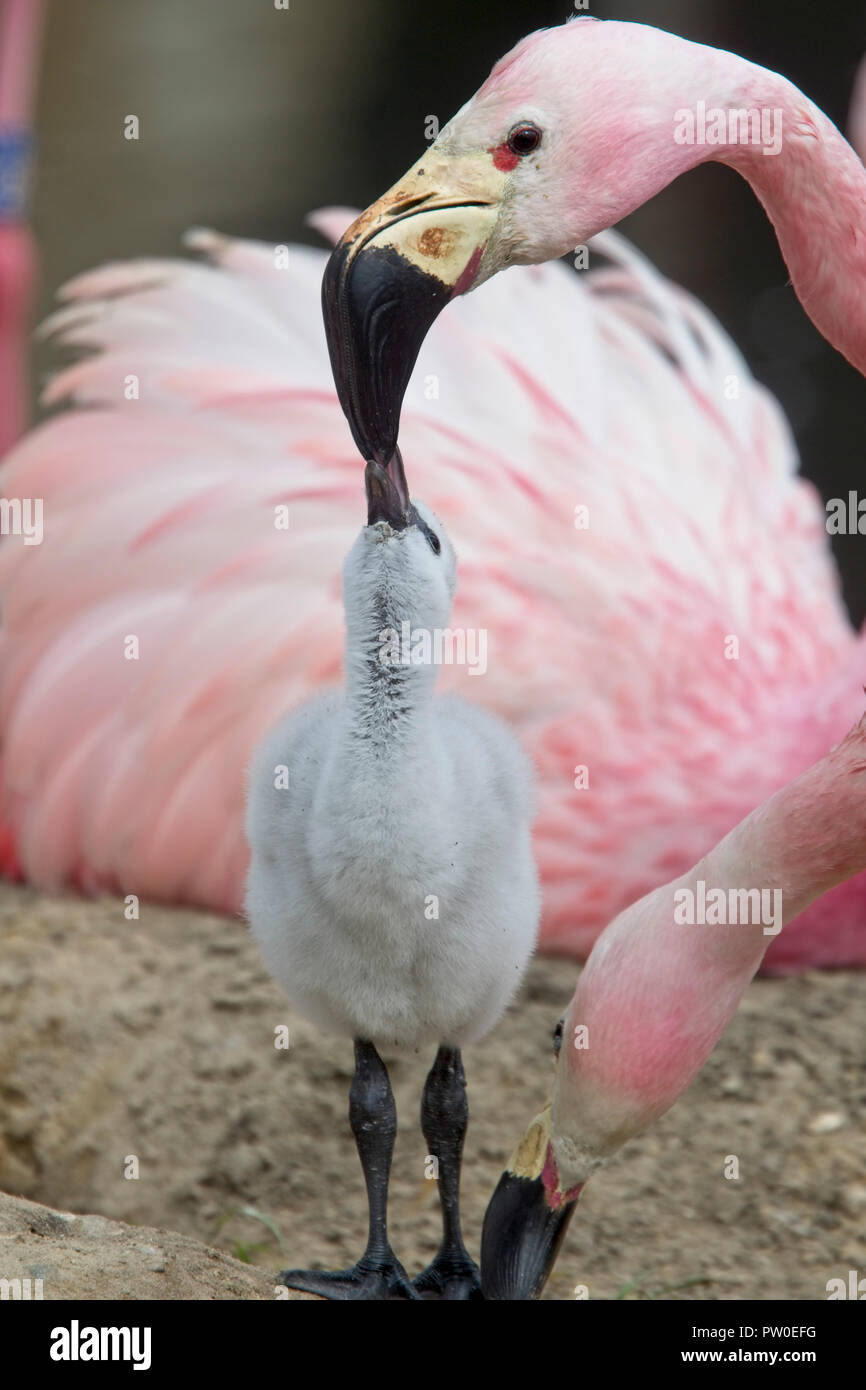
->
{"left": 1, "top": 214, "right": 863, "bottom": 971}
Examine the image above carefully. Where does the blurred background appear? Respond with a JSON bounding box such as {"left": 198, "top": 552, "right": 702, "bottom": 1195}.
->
{"left": 24, "top": 0, "right": 866, "bottom": 621}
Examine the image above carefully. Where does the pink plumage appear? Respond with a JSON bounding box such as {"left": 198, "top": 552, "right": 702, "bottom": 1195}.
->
{"left": 1, "top": 213, "right": 863, "bottom": 970}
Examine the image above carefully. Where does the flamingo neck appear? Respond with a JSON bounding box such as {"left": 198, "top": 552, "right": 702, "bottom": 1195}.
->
{"left": 572, "top": 24, "right": 866, "bottom": 377}
{"left": 341, "top": 560, "right": 440, "bottom": 760}
{"left": 718, "top": 76, "right": 866, "bottom": 378}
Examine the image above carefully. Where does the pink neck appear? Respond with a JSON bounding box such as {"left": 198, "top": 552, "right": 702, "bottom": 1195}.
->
{"left": 711, "top": 711, "right": 866, "bottom": 940}
{"left": 579, "top": 24, "right": 866, "bottom": 378}
{"left": 722, "top": 72, "right": 866, "bottom": 378}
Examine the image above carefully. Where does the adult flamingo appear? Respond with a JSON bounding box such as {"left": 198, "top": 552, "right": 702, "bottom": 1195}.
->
{"left": 0, "top": 0, "right": 43, "bottom": 455}
{"left": 0, "top": 17, "right": 864, "bottom": 972}
{"left": 480, "top": 708, "right": 866, "bottom": 1299}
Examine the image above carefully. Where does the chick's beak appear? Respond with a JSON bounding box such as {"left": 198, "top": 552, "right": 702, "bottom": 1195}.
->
{"left": 365, "top": 450, "right": 410, "bottom": 529}
{"left": 322, "top": 149, "right": 507, "bottom": 462}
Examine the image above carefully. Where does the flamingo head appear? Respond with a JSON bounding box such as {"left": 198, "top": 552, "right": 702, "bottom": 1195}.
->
{"left": 362, "top": 452, "right": 456, "bottom": 602}
{"left": 346, "top": 458, "right": 457, "bottom": 631}
{"left": 363, "top": 450, "right": 453, "bottom": 580}
{"left": 321, "top": 17, "right": 725, "bottom": 460}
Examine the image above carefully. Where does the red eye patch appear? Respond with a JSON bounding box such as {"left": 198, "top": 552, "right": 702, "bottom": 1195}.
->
{"left": 489, "top": 143, "right": 520, "bottom": 172}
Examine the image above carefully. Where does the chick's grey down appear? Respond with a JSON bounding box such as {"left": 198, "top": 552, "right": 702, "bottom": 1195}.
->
{"left": 244, "top": 498, "right": 539, "bottom": 1051}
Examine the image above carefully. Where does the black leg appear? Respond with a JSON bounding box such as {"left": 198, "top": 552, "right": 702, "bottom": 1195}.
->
{"left": 279, "top": 1039, "right": 418, "bottom": 1300}
{"left": 413, "top": 1045, "right": 483, "bottom": 1300}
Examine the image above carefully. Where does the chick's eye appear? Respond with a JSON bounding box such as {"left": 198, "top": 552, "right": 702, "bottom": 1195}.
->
{"left": 507, "top": 122, "right": 542, "bottom": 156}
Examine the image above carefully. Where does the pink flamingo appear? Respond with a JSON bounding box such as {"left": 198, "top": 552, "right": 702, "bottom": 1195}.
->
{"left": 1, "top": 16, "right": 864, "bottom": 976}
{"left": 0, "top": 0, "right": 43, "bottom": 456}
{"left": 319, "top": 19, "right": 866, "bottom": 1295}
{"left": 479, "top": 709, "right": 866, "bottom": 1298}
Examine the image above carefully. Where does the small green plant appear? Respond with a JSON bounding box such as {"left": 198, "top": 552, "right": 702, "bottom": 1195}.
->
{"left": 212, "top": 1204, "right": 286, "bottom": 1265}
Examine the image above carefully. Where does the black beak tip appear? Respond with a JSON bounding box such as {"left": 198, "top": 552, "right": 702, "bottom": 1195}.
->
{"left": 322, "top": 240, "right": 451, "bottom": 464}
{"left": 480, "top": 1170, "right": 578, "bottom": 1301}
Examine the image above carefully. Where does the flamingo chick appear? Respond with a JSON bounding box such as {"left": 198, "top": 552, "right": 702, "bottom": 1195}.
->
{"left": 244, "top": 452, "right": 539, "bottom": 1300}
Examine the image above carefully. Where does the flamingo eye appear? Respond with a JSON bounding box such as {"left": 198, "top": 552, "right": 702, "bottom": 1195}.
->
{"left": 410, "top": 506, "right": 441, "bottom": 554}
{"left": 507, "top": 122, "right": 542, "bottom": 156}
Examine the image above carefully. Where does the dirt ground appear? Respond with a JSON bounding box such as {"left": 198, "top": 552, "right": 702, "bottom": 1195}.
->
{"left": 0, "top": 881, "right": 863, "bottom": 1301}
{"left": 0, "top": 1188, "right": 314, "bottom": 1300}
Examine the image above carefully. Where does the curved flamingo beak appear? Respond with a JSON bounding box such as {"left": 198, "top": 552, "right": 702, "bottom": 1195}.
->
{"left": 322, "top": 151, "right": 506, "bottom": 462}
{"left": 480, "top": 1102, "right": 582, "bottom": 1301}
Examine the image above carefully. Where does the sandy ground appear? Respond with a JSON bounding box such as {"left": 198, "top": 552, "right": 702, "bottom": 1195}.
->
{"left": 0, "top": 1189, "right": 314, "bottom": 1300}
{"left": 0, "top": 881, "right": 864, "bottom": 1301}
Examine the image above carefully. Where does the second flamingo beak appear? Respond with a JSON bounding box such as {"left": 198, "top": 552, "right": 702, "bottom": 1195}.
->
{"left": 480, "top": 1104, "right": 582, "bottom": 1300}
{"left": 322, "top": 151, "right": 506, "bottom": 462}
